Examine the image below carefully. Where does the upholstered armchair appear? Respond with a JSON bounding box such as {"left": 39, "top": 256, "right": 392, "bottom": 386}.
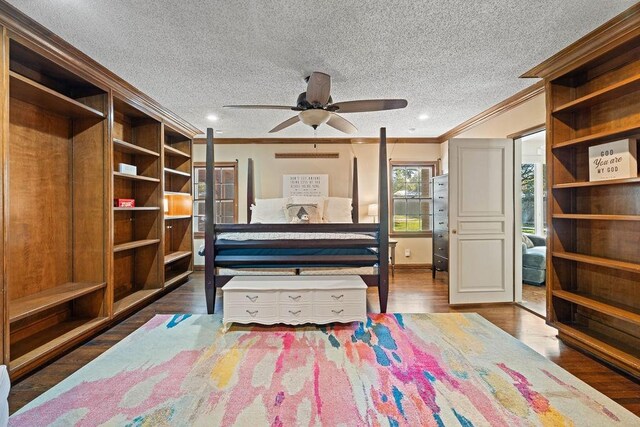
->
{"left": 522, "top": 234, "right": 546, "bottom": 286}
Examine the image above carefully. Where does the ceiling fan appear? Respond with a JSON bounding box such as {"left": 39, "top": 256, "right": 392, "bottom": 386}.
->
{"left": 224, "top": 72, "right": 408, "bottom": 134}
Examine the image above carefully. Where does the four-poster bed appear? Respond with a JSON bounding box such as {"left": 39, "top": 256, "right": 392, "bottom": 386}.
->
{"left": 204, "top": 128, "right": 390, "bottom": 314}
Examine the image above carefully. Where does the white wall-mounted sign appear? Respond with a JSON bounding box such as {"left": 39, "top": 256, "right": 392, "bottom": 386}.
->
{"left": 283, "top": 175, "right": 329, "bottom": 197}
{"left": 588, "top": 139, "right": 637, "bottom": 182}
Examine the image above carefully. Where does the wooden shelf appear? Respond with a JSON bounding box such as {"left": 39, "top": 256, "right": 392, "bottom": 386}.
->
{"left": 165, "top": 215, "right": 191, "bottom": 220}
{"left": 552, "top": 124, "right": 640, "bottom": 149}
{"left": 113, "top": 289, "right": 161, "bottom": 314}
{"left": 552, "top": 251, "right": 640, "bottom": 274}
{"left": 164, "top": 191, "right": 191, "bottom": 196}
{"left": 164, "top": 167, "right": 191, "bottom": 178}
{"left": 552, "top": 214, "right": 640, "bottom": 221}
{"left": 10, "top": 317, "right": 109, "bottom": 373}
{"left": 553, "top": 290, "right": 640, "bottom": 325}
{"left": 165, "top": 251, "right": 192, "bottom": 265}
{"left": 113, "top": 171, "right": 160, "bottom": 183}
{"left": 165, "top": 270, "right": 192, "bottom": 288}
{"left": 113, "top": 239, "right": 160, "bottom": 252}
{"left": 114, "top": 207, "right": 160, "bottom": 212}
{"left": 113, "top": 138, "right": 159, "bottom": 157}
{"left": 553, "top": 74, "right": 640, "bottom": 114}
{"left": 164, "top": 145, "right": 191, "bottom": 159}
{"left": 553, "top": 176, "right": 640, "bottom": 189}
{"left": 9, "top": 71, "right": 105, "bottom": 119}
{"left": 10, "top": 282, "right": 106, "bottom": 323}
{"left": 554, "top": 322, "right": 640, "bottom": 377}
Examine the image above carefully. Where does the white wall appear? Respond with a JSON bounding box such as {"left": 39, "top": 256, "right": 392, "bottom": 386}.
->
{"left": 193, "top": 142, "right": 442, "bottom": 266}
{"left": 439, "top": 92, "right": 545, "bottom": 174}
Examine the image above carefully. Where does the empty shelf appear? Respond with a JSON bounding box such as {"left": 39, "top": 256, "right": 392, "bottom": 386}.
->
{"left": 553, "top": 177, "right": 640, "bottom": 189}
{"left": 553, "top": 74, "right": 640, "bottom": 114}
{"left": 165, "top": 270, "right": 192, "bottom": 288}
{"left": 113, "top": 289, "right": 162, "bottom": 314}
{"left": 552, "top": 251, "right": 640, "bottom": 274}
{"left": 164, "top": 145, "right": 191, "bottom": 159}
{"left": 553, "top": 290, "right": 640, "bottom": 325}
{"left": 164, "top": 167, "right": 191, "bottom": 178}
{"left": 552, "top": 214, "right": 640, "bottom": 221}
{"left": 165, "top": 251, "right": 192, "bottom": 264}
{"left": 114, "top": 239, "right": 160, "bottom": 252}
{"left": 113, "top": 138, "right": 159, "bottom": 157}
{"left": 113, "top": 172, "right": 160, "bottom": 183}
{"left": 10, "top": 282, "right": 107, "bottom": 322}
{"left": 9, "top": 71, "right": 104, "bottom": 119}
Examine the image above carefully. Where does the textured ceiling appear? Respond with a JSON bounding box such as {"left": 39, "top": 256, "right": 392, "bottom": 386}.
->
{"left": 8, "top": 1, "right": 636, "bottom": 137}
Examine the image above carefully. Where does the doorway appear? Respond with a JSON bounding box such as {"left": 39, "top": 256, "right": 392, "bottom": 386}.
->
{"left": 515, "top": 130, "right": 546, "bottom": 317}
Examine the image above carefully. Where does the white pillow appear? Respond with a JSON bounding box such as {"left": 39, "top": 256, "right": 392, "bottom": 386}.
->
{"left": 250, "top": 198, "right": 288, "bottom": 223}
{"left": 288, "top": 196, "right": 325, "bottom": 221}
{"left": 323, "top": 197, "right": 353, "bottom": 223}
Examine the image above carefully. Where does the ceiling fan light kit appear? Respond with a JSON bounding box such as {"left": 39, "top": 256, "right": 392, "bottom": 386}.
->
{"left": 224, "top": 72, "right": 408, "bottom": 134}
{"left": 299, "top": 109, "right": 331, "bottom": 128}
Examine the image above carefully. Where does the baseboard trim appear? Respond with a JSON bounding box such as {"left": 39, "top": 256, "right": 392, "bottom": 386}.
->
{"left": 394, "top": 263, "right": 431, "bottom": 270}
{"left": 194, "top": 265, "right": 204, "bottom": 271}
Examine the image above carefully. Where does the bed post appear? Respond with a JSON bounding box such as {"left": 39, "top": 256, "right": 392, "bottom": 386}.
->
{"left": 352, "top": 157, "right": 359, "bottom": 223}
{"left": 205, "top": 128, "right": 216, "bottom": 314}
{"left": 247, "top": 158, "right": 255, "bottom": 223}
{"left": 378, "top": 128, "right": 389, "bottom": 313}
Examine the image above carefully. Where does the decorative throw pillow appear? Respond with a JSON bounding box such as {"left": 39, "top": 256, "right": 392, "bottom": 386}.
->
{"left": 250, "top": 198, "right": 288, "bottom": 223}
{"left": 288, "top": 196, "right": 325, "bottom": 220}
{"left": 323, "top": 197, "right": 353, "bottom": 223}
{"left": 285, "top": 203, "right": 321, "bottom": 223}
{"left": 522, "top": 234, "right": 535, "bottom": 249}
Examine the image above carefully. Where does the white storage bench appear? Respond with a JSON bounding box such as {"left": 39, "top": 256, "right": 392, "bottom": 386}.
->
{"left": 222, "top": 275, "right": 367, "bottom": 327}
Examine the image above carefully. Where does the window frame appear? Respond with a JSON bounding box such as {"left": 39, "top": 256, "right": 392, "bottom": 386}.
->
{"left": 193, "top": 161, "right": 238, "bottom": 238}
{"left": 389, "top": 160, "right": 438, "bottom": 238}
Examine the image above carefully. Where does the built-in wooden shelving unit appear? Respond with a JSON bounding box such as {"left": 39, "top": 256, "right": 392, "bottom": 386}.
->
{"left": 163, "top": 126, "right": 194, "bottom": 287}
{"left": 6, "top": 39, "right": 109, "bottom": 378}
{"left": 0, "top": 5, "right": 200, "bottom": 379}
{"left": 538, "top": 26, "right": 640, "bottom": 378}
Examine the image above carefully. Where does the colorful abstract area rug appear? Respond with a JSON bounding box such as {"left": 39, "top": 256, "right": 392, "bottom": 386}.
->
{"left": 10, "top": 314, "right": 639, "bottom": 426}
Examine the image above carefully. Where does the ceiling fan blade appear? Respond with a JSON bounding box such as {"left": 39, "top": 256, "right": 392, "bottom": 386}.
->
{"left": 306, "top": 72, "right": 331, "bottom": 105}
{"left": 269, "top": 115, "right": 300, "bottom": 133}
{"left": 331, "top": 99, "right": 408, "bottom": 113}
{"left": 326, "top": 113, "right": 357, "bottom": 134}
{"left": 224, "top": 105, "right": 295, "bottom": 110}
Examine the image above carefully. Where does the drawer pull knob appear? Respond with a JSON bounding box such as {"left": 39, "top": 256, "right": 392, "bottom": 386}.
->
{"left": 331, "top": 294, "right": 344, "bottom": 300}
{"left": 246, "top": 295, "right": 258, "bottom": 302}
{"left": 332, "top": 309, "right": 344, "bottom": 314}
{"left": 289, "top": 310, "right": 302, "bottom": 315}
{"left": 288, "top": 295, "right": 302, "bottom": 301}
{"left": 246, "top": 310, "right": 258, "bottom": 317}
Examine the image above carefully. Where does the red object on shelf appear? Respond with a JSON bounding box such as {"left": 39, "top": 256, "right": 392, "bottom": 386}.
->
{"left": 114, "top": 198, "right": 135, "bottom": 208}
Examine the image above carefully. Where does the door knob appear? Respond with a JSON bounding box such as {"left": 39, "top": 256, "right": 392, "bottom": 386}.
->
{"left": 452, "top": 230, "right": 457, "bottom": 234}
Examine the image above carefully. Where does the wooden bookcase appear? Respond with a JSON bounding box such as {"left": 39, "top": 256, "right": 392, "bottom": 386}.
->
{"left": 163, "top": 126, "right": 194, "bottom": 288}
{"left": 543, "top": 35, "right": 640, "bottom": 377}
{"left": 0, "top": 3, "right": 201, "bottom": 379}
{"left": 5, "top": 39, "right": 109, "bottom": 376}
{"left": 111, "top": 97, "right": 163, "bottom": 315}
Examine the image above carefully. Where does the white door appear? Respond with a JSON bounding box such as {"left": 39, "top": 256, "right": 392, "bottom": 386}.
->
{"left": 449, "top": 138, "right": 514, "bottom": 304}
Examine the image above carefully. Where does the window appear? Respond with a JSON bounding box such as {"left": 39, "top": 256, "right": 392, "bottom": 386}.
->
{"left": 390, "top": 161, "right": 437, "bottom": 236}
{"left": 193, "top": 162, "right": 238, "bottom": 237}
{"left": 521, "top": 163, "right": 547, "bottom": 236}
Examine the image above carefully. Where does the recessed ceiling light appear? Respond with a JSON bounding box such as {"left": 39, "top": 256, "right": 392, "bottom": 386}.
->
{"left": 418, "top": 114, "right": 429, "bottom": 121}
{"left": 206, "top": 114, "right": 219, "bottom": 122}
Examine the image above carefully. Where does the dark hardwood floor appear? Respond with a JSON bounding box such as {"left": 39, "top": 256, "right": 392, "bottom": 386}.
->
{"left": 9, "top": 270, "right": 640, "bottom": 416}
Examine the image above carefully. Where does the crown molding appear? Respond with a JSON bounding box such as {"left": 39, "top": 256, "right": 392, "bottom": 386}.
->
{"left": 0, "top": 0, "right": 201, "bottom": 137}
{"left": 194, "top": 137, "right": 441, "bottom": 144}
{"left": 521, "top": 3, "right": 640, "bottom": 80}
{"left": 437, "top": 81, "right": 544, "bottom": 142}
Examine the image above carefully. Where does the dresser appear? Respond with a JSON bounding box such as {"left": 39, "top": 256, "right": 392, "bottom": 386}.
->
{"left": 432, "top": 174, "right": 449, "bottom": 277}
{"left": 222, "top": 275, "right": 367, "bottom": 327}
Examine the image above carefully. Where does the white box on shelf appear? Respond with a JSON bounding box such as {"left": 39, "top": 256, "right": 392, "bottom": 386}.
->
{"left": 118, "top": 163, "right": 137, "bottom": 175}
{"left": 588, "top": 138, "right": 637, "bottom": 182}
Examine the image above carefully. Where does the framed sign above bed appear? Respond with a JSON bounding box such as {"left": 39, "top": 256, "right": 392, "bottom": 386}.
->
{"left": 283, "top": 174, "right": 329, "bottom": 197}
